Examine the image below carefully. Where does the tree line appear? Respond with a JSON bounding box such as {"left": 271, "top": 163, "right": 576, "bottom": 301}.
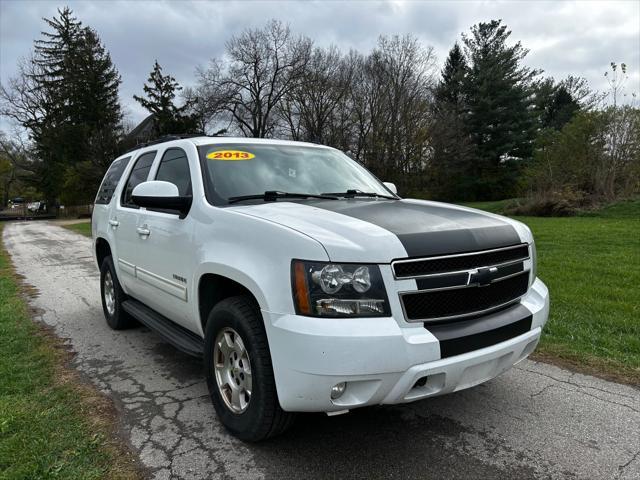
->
{"left": 1, "top": 8, "right": 638, "bottom": 213}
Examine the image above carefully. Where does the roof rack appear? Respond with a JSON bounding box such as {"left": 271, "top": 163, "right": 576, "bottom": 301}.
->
{"left": 139, "top": 134, "right": 199, "bottom": 147}
{"left": 125, "top": 129, "right": 228, "bottom": 153}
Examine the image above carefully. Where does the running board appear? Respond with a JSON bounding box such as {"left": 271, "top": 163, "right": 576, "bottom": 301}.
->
{"left": 122, "top": 299, "right": 204, "bottom": 358}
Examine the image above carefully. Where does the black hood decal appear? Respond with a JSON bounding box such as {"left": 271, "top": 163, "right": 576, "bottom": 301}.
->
{"left": 305, "top": 199, "right": 522, "bottom": 258}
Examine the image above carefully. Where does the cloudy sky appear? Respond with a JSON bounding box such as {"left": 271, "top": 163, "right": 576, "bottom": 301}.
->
{"left": 1, "top": 0, "right": 639, "bottom": 130}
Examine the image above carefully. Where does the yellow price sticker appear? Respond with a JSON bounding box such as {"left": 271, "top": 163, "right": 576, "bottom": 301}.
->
{"left": 206, "top": 150, "right": 255, "bottom": 161}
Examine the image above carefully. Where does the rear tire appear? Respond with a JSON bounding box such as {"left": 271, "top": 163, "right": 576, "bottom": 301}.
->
{"left": 204, "top": 295, "right": 295, "bottom": 441}
{"left": 100, "top": 256, "right": 134, "bottom": 330}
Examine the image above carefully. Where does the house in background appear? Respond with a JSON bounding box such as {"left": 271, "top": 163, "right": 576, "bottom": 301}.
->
{"left": 121, "top": 114, "right": 157, "bottom": 151}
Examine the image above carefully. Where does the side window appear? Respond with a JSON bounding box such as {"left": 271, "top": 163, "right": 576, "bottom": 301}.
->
{"left": 121, "top": 151, "right": 156, "bottom": 208}
{"left": 155, "top": 148, "right": 192, "bottom": 196}
{"left": 95, "top": 157, "right": 131, "bottom": 205}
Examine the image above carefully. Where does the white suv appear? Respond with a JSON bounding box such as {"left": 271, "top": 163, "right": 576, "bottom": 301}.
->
{"left": 92, "top": 136, "right": 549, "bottom": 441}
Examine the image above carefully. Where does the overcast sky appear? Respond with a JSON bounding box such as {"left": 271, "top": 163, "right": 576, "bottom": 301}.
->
{"left": 1, "top": 0, "right": 639, "bottom": 131}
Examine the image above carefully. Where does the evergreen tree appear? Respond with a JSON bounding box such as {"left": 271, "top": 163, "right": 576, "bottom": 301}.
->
{"left": 543, "top": 85, "right": 580, "bottom": 130}
{"left": 134, "top": 61, "right": 198, "bottom": 138}
{"left": 532, "top": 78, "right": 581, "bottom": 131}
{"left": 2, "top": 7, "right": 122, "bottom": 204}
{"left": 30, "top": 7, "right": 85, "bottom": 203}
{"left": 62, "top": 26, "right": 123, "bottom": 204}
{"left": 462, "top": 20, "right": 538, "bottom": 200}
{"left": 435, "top": 43, "right": 467, "bottom": 109}
{"left": 430, "top": 43, "right": 475, "bottom": 200}
{"left": 33, "top": 7, "right": 83, "bottom": 116}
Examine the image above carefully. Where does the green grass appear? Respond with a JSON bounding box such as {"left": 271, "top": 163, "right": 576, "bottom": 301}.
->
{"left": 62, "top": 221, "right": 92, "bottom": 237}
{"left": 458, "top": 198, "right": 519, "bottom": 214}
{"left": 472, "top": 201, "right": 640, "bottom": 383}
{"left": 578, "top": 197, "right": 640, "bottom": 219}
{"left": 0, "top": 225, "right": 139, "bottom": 479}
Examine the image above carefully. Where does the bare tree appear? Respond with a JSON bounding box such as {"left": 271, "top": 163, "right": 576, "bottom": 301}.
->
{"left": 562, "top": 75, "right": 598, "bottom": 109}
{"left": 190, "top": 59, "right": 234, "bottom": 134}
{"left": 344, "top": 50, "right": 373, "bottom": 162}
{"left": 597, "top": 105, "right": 640, "bottom": 199}
{"left": 0, "top": 56, "right": 50, "bottom": 139}
{"left": 604, "top": 62, "right": 629, "bottom": 108}
{"left": 348, "top": 35, "right": 436, "bottom": 186}
{"left": 0, "top": 135, "right": 17, "bottom": 207}
{"left": 280, "top": 45, "right": 353, "bottom": 144}
{"left": 0, "top": 132, "right": 39, "bottom": 206}
{"left": 194, "top": 23, "right": 442, "bottom": 193}
{"left": 213, "top": 20, "right": 311, "bottom": 138}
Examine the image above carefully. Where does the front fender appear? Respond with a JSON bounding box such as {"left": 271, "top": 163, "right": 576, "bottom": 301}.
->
{"left": 193, "top": 261, "right": 268, "bottom": 317}
{"left": 190, "top": 206, "right": 330, "bottom": 335}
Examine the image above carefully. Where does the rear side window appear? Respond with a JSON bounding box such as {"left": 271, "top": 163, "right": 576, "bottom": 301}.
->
{"left": 155, "top": 148, "right": 192, "bottom": 196}
{"left": 121, "top": 151, "right": 156, "bottom": 208}
{"left": 95, "top": 156, "right": 131, "bottom": 205}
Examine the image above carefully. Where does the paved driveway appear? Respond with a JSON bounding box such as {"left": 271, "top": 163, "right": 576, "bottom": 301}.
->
{"left": 4, "top": 221, "right": 639, "bottom": 480}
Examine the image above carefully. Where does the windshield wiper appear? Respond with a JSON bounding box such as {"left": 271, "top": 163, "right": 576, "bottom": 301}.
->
{"left": 228, "top": 191, "right": 340, "bottom": 204}
{"left": 322, "top": 189, "right": 399, "bottom": 200}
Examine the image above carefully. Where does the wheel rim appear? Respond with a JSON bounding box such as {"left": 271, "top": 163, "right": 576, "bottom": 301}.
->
{"left": 104, "top": 271, "right": 116, "bottom": 316}
{"left": 213, "top": 327, "right": 252, "bottom": 414}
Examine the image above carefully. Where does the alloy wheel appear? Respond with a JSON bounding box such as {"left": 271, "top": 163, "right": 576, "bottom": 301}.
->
{"left": 213, "top": 327, "right": 253, "bottom": 413}
{"left": 103, "top": 270, "right": 116, "bottom": 316}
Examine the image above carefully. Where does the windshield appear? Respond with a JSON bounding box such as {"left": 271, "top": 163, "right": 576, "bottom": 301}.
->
{"left": 198, "top": 143, "right": 394, "bottom": 205}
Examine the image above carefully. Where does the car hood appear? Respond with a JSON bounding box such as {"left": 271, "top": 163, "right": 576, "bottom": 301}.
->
{"left": 229, "top": 198, "right": 530, "bottom": 263}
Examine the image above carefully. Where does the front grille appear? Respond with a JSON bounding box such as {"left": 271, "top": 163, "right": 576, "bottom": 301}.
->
{"left": 401, "top": 272, "right": 529, "bottom": 321}
{"left": 393, "top": 244, "right": 529, "bottom": 278}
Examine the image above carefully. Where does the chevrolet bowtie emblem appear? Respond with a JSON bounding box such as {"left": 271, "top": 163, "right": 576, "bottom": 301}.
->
{"left": 468, "top": 266, "right": 499, "bottom": 286}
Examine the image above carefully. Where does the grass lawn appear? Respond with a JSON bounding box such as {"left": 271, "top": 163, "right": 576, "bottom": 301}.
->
{"left": 62, "top": 220, "right": 92, "bottom": 237}
{"left": 0, "top": 225, "right": 140, "bottom": 479}
{"left": 464, "top": 200, "right": 640, "bottom": 384}
{"left": 458, "top": 198, "right": 519, "bottom": 214}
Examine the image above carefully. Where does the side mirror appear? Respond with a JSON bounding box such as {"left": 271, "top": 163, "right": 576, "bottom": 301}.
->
{"left": 132, "top": 181, "right": 192, "bottom": 216}
{"left": 383, "top": 182, "right": 398, "bottom": 195}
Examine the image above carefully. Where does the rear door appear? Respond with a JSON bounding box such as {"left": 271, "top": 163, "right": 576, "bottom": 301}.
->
{"left": 112, "top": 150, "right": 157, "bottom": 296}
{"left": 92, "top": 155, "right": 131, "bottom": 254}
{"left": 132, "top": 147, "right": 197, "bottom": 329}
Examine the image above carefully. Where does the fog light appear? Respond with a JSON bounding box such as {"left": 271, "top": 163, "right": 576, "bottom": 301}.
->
{"left": 330, "top": 382, "right": 346, "bottom": 400}
{"left": 413, "top": 376, "right": 428, "bottom": 389}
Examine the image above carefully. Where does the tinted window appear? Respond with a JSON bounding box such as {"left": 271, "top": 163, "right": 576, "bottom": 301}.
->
{"left": 95, "top": 156, "right": 131, "bottom": 205}
{"left": 155, "top": 148, "right": 192, "bottom": 196}
{"left": 121, "top": 152, "right": 156, "bottom": 208}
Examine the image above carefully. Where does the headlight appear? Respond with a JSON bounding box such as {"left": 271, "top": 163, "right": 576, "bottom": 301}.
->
{"left": 292, "top": 260, "right": 390, "bottom": 317}
{"left": 529, "top": 241, "right": 537, "bottom": 286}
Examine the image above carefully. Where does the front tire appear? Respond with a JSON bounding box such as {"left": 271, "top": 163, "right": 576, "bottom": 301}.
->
{"left": 100, "top": 256, "right": 134, "bottom": 330}
{"left": 204, "top": 295, "right": 295, "bottom": 441}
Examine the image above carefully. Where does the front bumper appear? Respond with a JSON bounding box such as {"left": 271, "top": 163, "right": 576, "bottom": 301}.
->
{"left": 264, "top": 278, "right": 549, "bottom": 412}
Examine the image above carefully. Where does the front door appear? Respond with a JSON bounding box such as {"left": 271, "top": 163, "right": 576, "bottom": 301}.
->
{"left": 113, "top": 150, "right": 157, "bottom": 297}
{"left": 132, "top": 147, "right": 196, "bottom": 330}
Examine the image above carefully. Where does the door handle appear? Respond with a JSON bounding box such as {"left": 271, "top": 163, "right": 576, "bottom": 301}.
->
{"left": 108, "top": 219, "right": 119, "bottom": 227}
{"left": 136, "top": 226, "right": 150, "bottom": 236}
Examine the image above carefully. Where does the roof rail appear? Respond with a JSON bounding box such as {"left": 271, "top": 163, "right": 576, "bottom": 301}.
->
{"left": 124, "top": 130, "right": 227, "bottom": 154}
{"left": 141, "top": 133, "right": 202, "bottom": 147}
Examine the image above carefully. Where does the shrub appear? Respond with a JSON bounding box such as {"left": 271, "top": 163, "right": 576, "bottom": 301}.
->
{"left": 506, "top": 188, "right": 591, "bottom": 216}
{"left": 521, "top": 107, "right": 640, "bottom": 211}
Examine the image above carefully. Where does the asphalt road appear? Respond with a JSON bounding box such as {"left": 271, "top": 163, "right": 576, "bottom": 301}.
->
{"left": 4, "top": 221, "right": 639, "bottom": 480}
